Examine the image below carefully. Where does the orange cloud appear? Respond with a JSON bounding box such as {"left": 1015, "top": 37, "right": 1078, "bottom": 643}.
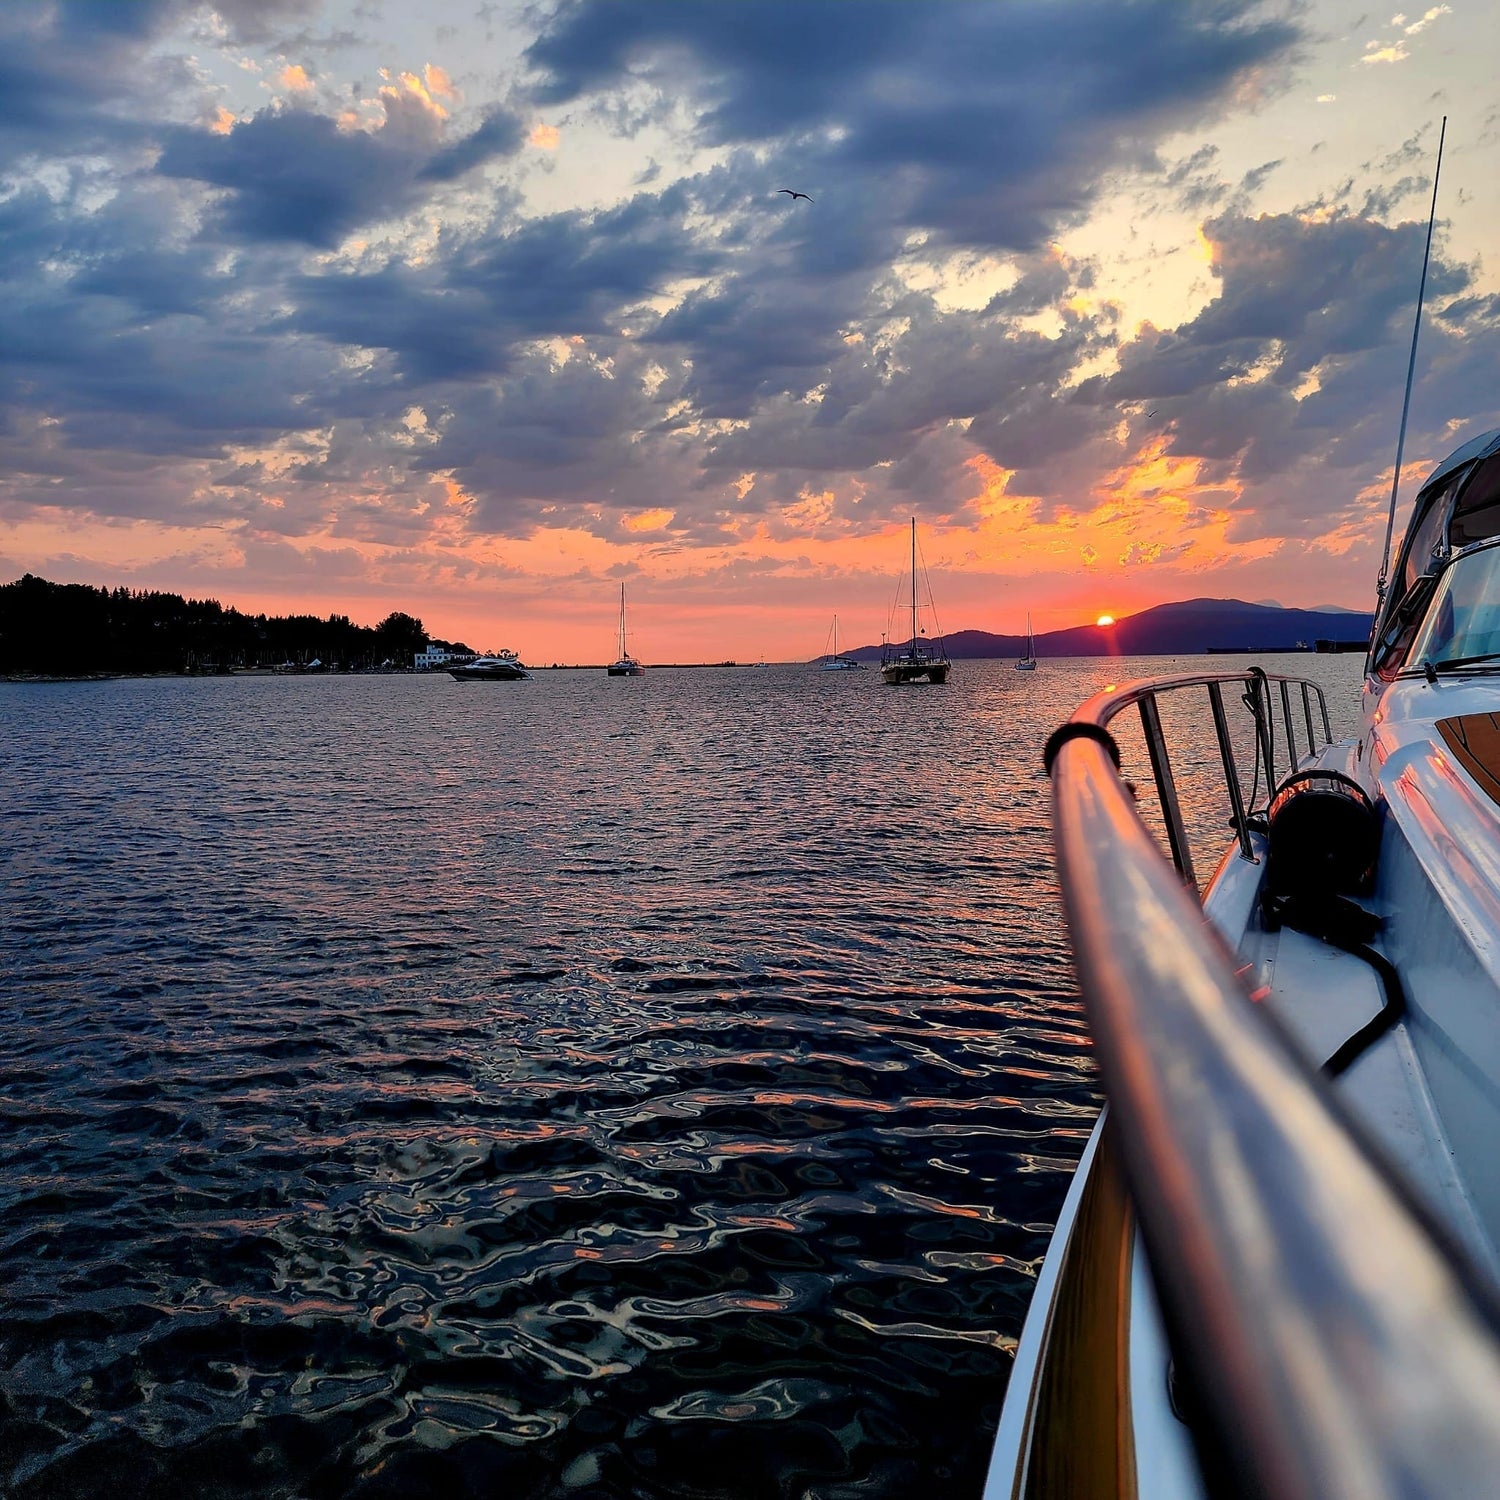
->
{"left": 622, "top": 507, "right": 675, "bottom": 532}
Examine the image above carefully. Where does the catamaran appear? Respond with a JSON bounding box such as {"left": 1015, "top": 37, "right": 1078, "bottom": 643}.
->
{"left": 880, "top": 518, "right": 951, "bottom": 684}
{"left": 607, "top": 583, "right": 644, "bottom": 676}
{"left": 1016, "top": 613, "right": 1037, "bottom": 671}
{"left": 820, "top": 614, "right": 864, "bottom": 671}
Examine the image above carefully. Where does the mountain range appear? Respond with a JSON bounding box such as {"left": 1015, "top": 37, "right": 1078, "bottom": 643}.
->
{"left": 848, "top": 598, "right": 1374, "bottom": 660}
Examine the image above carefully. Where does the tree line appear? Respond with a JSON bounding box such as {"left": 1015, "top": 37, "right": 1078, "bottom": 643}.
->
{"left": 0, "top": 574, "right": 460, "bottom": 675}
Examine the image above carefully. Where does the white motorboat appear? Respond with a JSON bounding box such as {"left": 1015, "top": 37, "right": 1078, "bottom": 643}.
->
{"left": 1016, "top": 613, "right": 1037, "bottom": 671}
{"left": 819, "top": 613, "right": 864, "bottom": 671}
{"left": 447, "top": 651, "right": 529, "bottom": 681}
{"left": 880, "top": 518, "right": 951, "bottom": 684}
{"left": 607, "top": 583, "right": 645, "bottom": 676}
{"left": 986, "top": 424, "right": 1500, "bottom": 1499}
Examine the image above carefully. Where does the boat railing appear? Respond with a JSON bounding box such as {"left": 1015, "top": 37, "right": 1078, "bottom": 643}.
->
{"left": 1058, "top": 668, "right": 1333, "bottom": 886}
{"left": 1042, "top": 670, "right": 1500, "bottom": 1500}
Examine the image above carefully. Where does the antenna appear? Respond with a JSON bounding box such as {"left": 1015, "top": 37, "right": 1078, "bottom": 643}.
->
{"left": 1376, "top": 116, "right": 1447, "bottom": 602}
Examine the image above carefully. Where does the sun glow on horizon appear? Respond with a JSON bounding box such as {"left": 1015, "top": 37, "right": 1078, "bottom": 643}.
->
{"left": 1096, "top": 614, "right": 1115, "bottom": 627}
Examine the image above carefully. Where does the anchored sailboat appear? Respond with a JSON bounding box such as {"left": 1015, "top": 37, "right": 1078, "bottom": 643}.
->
{"left": 880, "top": 519, "right": 950, "bottom": 684}
{"left": 1016, "top": 613, "right": 1037, "bottom": 671}
{"left": 820, "top": 614, "right": 864, "bottom": 671}
{"left": 606, "top": 584, "right": 644, "bottom": 676}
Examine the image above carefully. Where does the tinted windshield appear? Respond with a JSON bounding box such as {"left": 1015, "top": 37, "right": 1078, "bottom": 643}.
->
{"left": 1408, "top": 544, "right": 1500, "bottom": 666}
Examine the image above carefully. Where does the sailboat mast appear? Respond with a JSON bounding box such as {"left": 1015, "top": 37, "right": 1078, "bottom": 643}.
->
{"left": 1377, "top": 115, "right": 1447, "bottom": 602}
{"left": 618, "top": 583, "right": 626, "bottom": 659}
{"left": 910, "top": 517, "right": 918, "bottom": 653}
{"left": 833, "top": 614, "right": 838, "bottom": 658}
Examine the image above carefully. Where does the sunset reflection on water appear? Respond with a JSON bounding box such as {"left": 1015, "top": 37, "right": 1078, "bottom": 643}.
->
{"left": 0, "top": 656, "right": 1360, "bottom": 1497}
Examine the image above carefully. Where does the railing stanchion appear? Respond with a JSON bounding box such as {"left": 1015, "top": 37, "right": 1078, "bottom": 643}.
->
{"left": 1301, "top": 683, "right": 1316, "bottom": 757}
{"left": 1280, "top": 679, "right": 1297, "bottom": 771}
{"left": 1138, "top": 693, "right": 1197, "bottom": 889}
{"left": 1319, "top": 688, "right": 1332, "bottom": 744}
{"left": 1250, "top": 670, "right": 1276, "bottom": 796}
{"left": 1209, "top": 682, "right": 1255, "bottom": 861}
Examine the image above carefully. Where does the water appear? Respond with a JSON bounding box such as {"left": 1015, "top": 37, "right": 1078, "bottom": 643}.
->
{"left": 0, "top": 655, "right": 1362, "bottom": 1498}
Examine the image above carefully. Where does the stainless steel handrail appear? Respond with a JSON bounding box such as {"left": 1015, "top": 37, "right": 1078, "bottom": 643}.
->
{"left": 1049, "top": 674, "right": 1500, "bottom": 1500}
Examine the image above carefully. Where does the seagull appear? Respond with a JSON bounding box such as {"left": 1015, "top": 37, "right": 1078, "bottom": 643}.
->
{"left": 1145, "top": 408, "right": 1160, "bottom": 417}
{"left": 777, "top": 188, "right": 813, "bottom": 203}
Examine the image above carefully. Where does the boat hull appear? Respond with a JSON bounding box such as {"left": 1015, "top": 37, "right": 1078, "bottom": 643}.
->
{"left": 607, "top": 661, "right": 645, "bottom": 676}
{"left": 1016, "top": 659, "right": 1037, "bottom": 671}
{"left": 448, "top": 663, "right": 528, "bottom": 681}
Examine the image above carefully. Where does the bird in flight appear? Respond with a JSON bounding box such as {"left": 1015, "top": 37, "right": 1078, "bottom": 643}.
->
{"left": 778, "top": 188, "right": 813, "bottom": 202}
{"left": 1145, "top": 408, "right": 1160, "bottom": 417}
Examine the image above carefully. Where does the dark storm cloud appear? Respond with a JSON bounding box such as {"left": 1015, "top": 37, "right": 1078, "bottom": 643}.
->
{"left": 156, "top": 101, "right": 524, "bottom": 248}
{"left": 526, "top": 0, "right": 1300, "bottom": 251}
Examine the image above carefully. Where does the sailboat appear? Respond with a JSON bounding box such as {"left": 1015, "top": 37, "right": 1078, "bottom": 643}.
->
{"left": 606, "top": 583, "right": 645, "bottom": 675}
{"left": 820, "top": 614, "right": 864, "bottom": 671}
{"left": 880, "top": 519, "right": 951, "bottom": 684}
{"left": 1016, "top": 613, "right": 1037, "bottom": 670}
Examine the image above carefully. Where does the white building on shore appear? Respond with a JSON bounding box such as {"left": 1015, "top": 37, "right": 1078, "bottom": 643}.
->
{"left": 414, "top": 645, "right": 474, "bottom": 671}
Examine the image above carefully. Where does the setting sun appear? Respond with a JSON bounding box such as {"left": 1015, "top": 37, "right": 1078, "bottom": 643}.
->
{"left": 1096, "top": 614, "right": 1115, "bottom": 627}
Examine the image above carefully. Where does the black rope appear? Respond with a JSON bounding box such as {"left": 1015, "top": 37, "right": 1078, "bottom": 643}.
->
{"left": 1260, "top": 891, "right": 1408, "bottom": 1077}
{"left": 1043, "top": 722, "right": 1121, "bottom": 776}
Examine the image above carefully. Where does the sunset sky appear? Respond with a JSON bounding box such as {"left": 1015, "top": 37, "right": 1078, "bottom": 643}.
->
{"left": 3, "top": 0, "right": 1499, "bottom": 660}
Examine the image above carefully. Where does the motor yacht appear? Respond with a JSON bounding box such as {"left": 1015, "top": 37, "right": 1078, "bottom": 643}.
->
{"left": 986, "top": 425, "right": 1500, "bottom": 1499}
{"left": 447, "top": 651, "right": 529, "bottom": 681}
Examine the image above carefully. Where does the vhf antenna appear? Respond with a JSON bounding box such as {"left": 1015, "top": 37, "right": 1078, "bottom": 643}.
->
{"left": 1376, "top": 115, "right": 1447, "bottom": 603}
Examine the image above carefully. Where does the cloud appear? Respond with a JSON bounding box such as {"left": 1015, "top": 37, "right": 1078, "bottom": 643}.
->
{"left": 0, "top": 0, "right": 323, "bottom": 171}
{"left": 1082, "top": 208, "right": 1497, "bottom": 539}
{"left": 156, "top": 90, "right": 524, "bottom": 248}
{"left": 5, "top": 0, "right": 1487, "bottom": 632}
{"left": 526, "top": 0, "right": 1300, "bottom": 253}
{"left": 1401, "top": 6, "right": 1452, "bottom": 37}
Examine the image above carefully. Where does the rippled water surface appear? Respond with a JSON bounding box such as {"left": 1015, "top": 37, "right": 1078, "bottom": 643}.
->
{"left": 0, "top": 656, "right": 1361, "bottom": 1497}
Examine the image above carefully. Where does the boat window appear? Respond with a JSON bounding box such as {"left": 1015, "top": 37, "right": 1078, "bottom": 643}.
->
{"left": 1402, "top": 467, "right": 1468, "bottom": 592}
{"left": 1371, "top": 572, "right": 1438, "bottom": 678}
{"left": 1450, "top": 455, "right": 1500, "bottom": 548}
{"left": 1408, "top": 544, "right": 1500, "bottom": 667}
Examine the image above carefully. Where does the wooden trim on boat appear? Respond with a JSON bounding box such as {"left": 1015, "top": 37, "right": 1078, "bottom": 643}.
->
{"left": 1021, "top": 1123, "right": 1136, "bottom": 1500}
